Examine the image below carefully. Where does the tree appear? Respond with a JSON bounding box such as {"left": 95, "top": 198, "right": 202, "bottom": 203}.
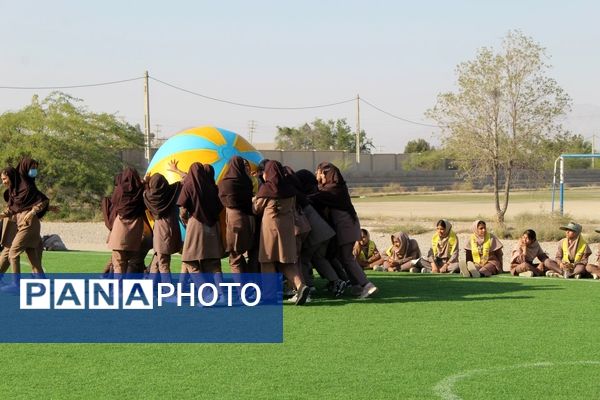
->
{"left": 541, "top": 132, "right": 592, "bottom": 169}
{"left": 404, "top": 138, "right": 432, "bottom": 153}
{"left": 426, "top": 31, "right": 571, "bottom": 223}
{"left": 0, "top": 92, "right": 144, "bottom": 219}
{"left": 275, "top": 118, "right": 374, "bottom": 153}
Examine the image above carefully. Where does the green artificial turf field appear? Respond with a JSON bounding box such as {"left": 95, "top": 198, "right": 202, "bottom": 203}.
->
{"left": 2, "top": 251, "right": 600, "bottom": 399}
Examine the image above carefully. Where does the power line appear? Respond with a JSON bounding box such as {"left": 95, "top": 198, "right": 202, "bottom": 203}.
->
{"left": 0, "top": 76, "right": 144, "bottom": 90}
{"left": 149, "top": 76, "right": 356, "bottom": 110}
{"left": 359, "top": 97, "right": 442, "bottom": 128}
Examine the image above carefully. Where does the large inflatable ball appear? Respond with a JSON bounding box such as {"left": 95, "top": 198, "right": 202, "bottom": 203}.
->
{"left": 146, "top": 125, "right": 263, "bottom": 183}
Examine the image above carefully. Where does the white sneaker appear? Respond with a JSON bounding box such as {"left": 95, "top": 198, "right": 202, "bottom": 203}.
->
{"left": 459, "top": 263, "right": 471, "bottom": 278}
{"left": 420, "top": 268, "right": 430, "bottom": 273}
{"left": 593, "top": 273, "right": 599, "bottom": 280}
{"left": 467, "top": 261, "right": 480, "bottom": 278}
{"left": 373, "top": 265, "right": 386, "bottom": 272}
{"left": 518, "top": 271, "right": 534, "bottom": 278}
{"left": 409, "top": 267, "right": 420, "bottom": 273}
{"left": 359, "top": 282, "right": 378, "bottom": 299}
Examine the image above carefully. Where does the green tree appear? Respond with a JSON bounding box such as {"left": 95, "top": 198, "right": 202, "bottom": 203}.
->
{"left": 427, "top": 31, "right": 571, "bottom": 223}
{"left": 275, "top": 118, "right": 374, "bottom": 153}
{"left": 404, "top": 138, "right": 432, "bottom": 153}
{"left": 0, "top": 92, "right": 144, "bottom": 219}
{"left": 541, "top": 132, "right": 592, "bottom": 169}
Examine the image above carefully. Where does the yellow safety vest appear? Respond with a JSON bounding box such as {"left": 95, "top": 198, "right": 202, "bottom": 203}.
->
{"left": 562, "top": 236, "right": 587, "bottom": 263}
{"left": 359, "top": 240, "right": 377, "bottom": 261}
{"left": 470, "top": 233, "right": 491, "bottom": 264}
{"left": 432, "top": 231, "right": 457, "bottom": 258}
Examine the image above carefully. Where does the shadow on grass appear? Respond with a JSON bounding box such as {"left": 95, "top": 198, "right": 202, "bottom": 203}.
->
{"left": 304, "top": 273, "right": 563, "bottom": 307}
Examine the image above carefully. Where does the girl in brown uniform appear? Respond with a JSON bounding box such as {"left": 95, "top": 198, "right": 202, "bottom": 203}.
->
{"left": 143, "top": 173, "right": 182, "bottom": 283}
{"left": 253, "top": 160, "right": 310, "bottom": 305}
{"left": 461, "top": 220, "right": 504, "bottom": 277}
{"left": 310, "top": 162, "right": 378, "bottom": 299}
{"left": 218, "top": 156, "right": 256, "bottom": 273}
{"left": 381, "top": 231, "right": 421, "bottom": 272}
{"left": 7, "top": 158, "right": 49, "bottom": 275}
{"left": 420, "top": 219, "right": 459, "bottom": 274}
{"left": 0, "top": 167, "right": 20, "bottom": 285}
{"left": 106, "top": 167, "right": 146, "bottom": 275}
{"left": 585, "top": 228, "right": 600, "bottom": 279}
{"left": 545, "top": 222, "right": 591, "bottom": 279}
{"left": 177, "top": 163, "right": 225, "bottom": 276}
{"left": 510, "top": 229, "right": 549, "bottom": 277}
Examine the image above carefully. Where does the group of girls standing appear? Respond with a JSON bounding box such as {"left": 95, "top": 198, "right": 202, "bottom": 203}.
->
{"left": 103, "top": 157, "right": 379, "bottom": 305}
{"left": 0, "top": 158, "right": 50, "bottom": 291}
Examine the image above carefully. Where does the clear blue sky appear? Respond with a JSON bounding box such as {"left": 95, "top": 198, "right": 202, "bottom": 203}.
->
{"left": 1, "top": 0, "right": 599, "bottom": 152}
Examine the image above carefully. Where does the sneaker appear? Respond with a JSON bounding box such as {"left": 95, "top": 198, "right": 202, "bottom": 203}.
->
{"left": 467, "top": 261, "right": 480, "bottom": 278}
{"left": 373, "top": 265, "right": 386, "bottom": 272}
{"left": 519, "top": 271, "right": 534, "bottom": 278}
{"left": 574, "top": 274, "right": 581, "bottom": 279}
{"left": 287, "top": 293, "right": 298, "bottom": 303}
{"left": 593, "top": 273, "right": 599, "bottom": 280}
{"left": 545, "top": 271, "right": 560, "bottom": 278}
{"left": 563, "top": 270, "right": 571, "bottom": 279}
{"left": 284, "top": 287, "right": 296, "bottom": 297}
{"left": 359, "top": 282, "right": 378, "bottom": 299}
{"left": 295, "top": 285, "right": 310, "bottom": 306}
{"left": 459, "top": 263, "right": 471, "bottom": 278}
{"left": 409, "top": 267, "right": 420, "bottom": 273}
{"left": 351, "top": 285, "right": 363, "bottom": 296}
{"left": 333, "top": 280, "right": 347, "bottom": 297}
{"left": 420, "top": 268, "right": 430, "bottom": 274}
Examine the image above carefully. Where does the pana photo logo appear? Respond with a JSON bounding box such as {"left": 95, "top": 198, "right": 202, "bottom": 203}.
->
{"left": 20, "top": 279, "right": 261, "bottom": 310}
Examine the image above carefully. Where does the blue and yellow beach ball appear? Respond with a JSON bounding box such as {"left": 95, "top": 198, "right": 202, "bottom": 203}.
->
{"left": 146, "top": 126, "right": 263, "bottom": 183}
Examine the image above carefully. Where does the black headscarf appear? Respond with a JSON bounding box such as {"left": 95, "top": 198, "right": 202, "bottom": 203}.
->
{"left": 110, "top": 167, "right": 145, "bottom": 220}
{"left": 255, "top": 160, "right": 295, "bottom": 199}
{"left": 7, "top": 158, "right": 49, "bottom": 218}
{"left": 309, "top": 162, "right": 357, "bottom": 220}
{"left": 143, "top": 173, "right": 180, "bottom": 219}
{"left": 295, "top": 169, "right": 319, "bottom": 196}
{"left": 283, "top": 166, "right": 308, "bottom": 208}
{"left": 177, "top": 162, "right": 223, "bottom": 226}
{"left": 218, "top": 156, "right": 253, "bottom": 215}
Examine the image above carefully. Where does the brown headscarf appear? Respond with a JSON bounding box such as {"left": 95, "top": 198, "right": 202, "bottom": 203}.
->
{"left": 177, "top": 162, "right": 223, "bottom": 226}
{"left": 470, "top": 219, "right": 502, "bottom": 251}
{"left": 255, "top": 160, "right": 295, "bottom": 199}
{"left": 110, "top": 167, "right": 145, "bottom": 220}
{"left": 391, "top": 231, "right": 410, "bottom": 258}
{"left": 218, "top": 156, "right": 253, "bottom": 215}
{"left": 309, "top": 162, "right": 357, "bottom": 220}
{"left": 143, "top": 173, "right": 180, "bottom": 219}
{"left": 7, "top": 158, "right": 49, "bottom": 218}
{"left": 434, "top": 219, "right": 454, "bottom": 258}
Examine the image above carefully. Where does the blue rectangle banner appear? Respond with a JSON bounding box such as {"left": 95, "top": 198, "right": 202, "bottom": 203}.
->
{"left": 0, "top": 273, "right": 283, "bottom": 343}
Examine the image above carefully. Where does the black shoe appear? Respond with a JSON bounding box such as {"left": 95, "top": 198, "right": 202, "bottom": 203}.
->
{"left": 334, "top": 280, "right": 347, "bottom": 297}
{"left": 295, "top": 285, "right": 310, "bottom": 306}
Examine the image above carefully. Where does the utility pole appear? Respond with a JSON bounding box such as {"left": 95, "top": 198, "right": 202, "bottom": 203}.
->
{"left": 593, "top": 134, "right": 596, "bottom": 169}
{"left": 356, "top": 93, "right": 361, "bottom": 164}
{"left": 248, "top": 120, "right": 257, "bottom": 144}
{"left": 154, "top": 124, "right": 162, "bottom": 146}
{"left": 143, "top": 71, "right": 151, "bottom": 164}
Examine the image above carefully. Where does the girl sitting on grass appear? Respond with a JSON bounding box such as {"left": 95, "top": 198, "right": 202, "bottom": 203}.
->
{"left": 461, "top": 220, "right": 503, "bottom": 278}
{"left": 377, "top": 231, "right": 421, "bottom": 272}
{"left": 353, "top": 228, "right": 383, "bottom": 270}
{"left": 509, "top": 229, "right": 549, "bottom": 277}
{"left": 544, "top": 222, "right": 591, "bottom": 279}
{"left": 420, "top": 219, "right": 459, "bottom": 274}
{"left": 585, "top": 228, "right": 600, "bottom": 279}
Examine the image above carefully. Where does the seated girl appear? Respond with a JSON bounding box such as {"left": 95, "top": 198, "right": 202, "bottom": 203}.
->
{"left": 379, "top": 231, "right": 421, "bottom": 272}
{"left": 585, "top": 228, "right": 600, "bottom": 279}
{"left": 353, "top": 228, "right": 383, "bottom": 270}
{"left": 509, "top": 229, "right": 549, "bottom": 277}
{"left": 420, "top": 219, "right": 459, "bottom": 274}
{"left": 544, "top": 222, "right": 591, "bottom": 279}
{"left": 461, "top": 219, "right": 503, "bottom": 278}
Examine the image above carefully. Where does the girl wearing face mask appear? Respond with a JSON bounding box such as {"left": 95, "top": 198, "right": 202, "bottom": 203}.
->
{"left": 0, "top": 158, "right": 49, "bottom": 290}
{"left": 420, "top": 219, "right": 459, "bottom": 274}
